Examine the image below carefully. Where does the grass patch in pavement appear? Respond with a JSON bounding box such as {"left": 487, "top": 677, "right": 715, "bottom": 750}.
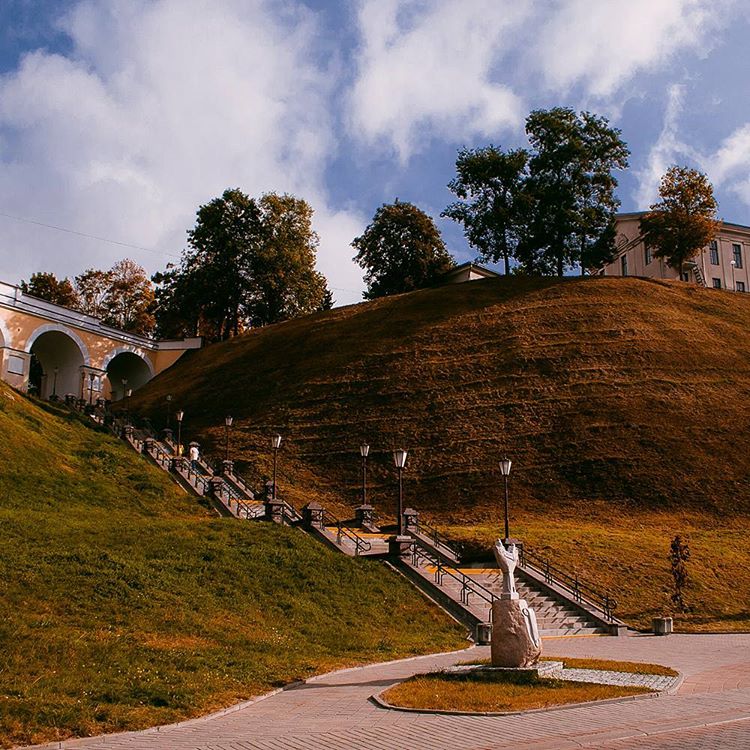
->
{"left": 459, "top": 656, "right": 678, "bottom": 676}
{"left": 383, "top": 672, "right": 651, "bottom": 713}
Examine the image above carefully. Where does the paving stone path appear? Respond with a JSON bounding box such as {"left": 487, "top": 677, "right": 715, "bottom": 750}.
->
{"left": 554, "top": 667, "right": 679, "bottom": 692}
{"left": 27, "top": 633, "right": 750, "bottom": 750}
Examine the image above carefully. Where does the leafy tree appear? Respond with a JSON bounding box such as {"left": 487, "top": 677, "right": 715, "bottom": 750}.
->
{"left": 20, "top": 272, "right": 79, "bottom": 308}
{"left": 352, "top": 200, "right": 455, "bottom": 299}
{"left": 639, "top": 166, "right": 720, "bottom": 275}
{"left": 442, "top": 146, "right": 529, "bottom": 275}
{"left": 669, "top": 534, "right": 691, "bottom": 613}
{"left": 75, "top": 268, "right": 113, "bottom": 318}
{"left": 103, "top": 259, "right": 156, "bottom": 335}
{"left": 153, "top": 188, "right": 331, "bottom": 341}
{"left": 522, "top": 108, "right": 629, "bottom": 276}
{"left": 246, "top": 193, "right": 330, "bottom": 327}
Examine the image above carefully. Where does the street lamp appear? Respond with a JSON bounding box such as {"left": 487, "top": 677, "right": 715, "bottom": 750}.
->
{"left": 360, "top": 442, "right": 370, "bottom": 506}
{"left": 271, "top": 433, "right": 282, "bottom": 500}
{"left": 731, "top": 259, "right": 737, "bottom": 291}
{"left": 166, "top": 394, "right": 173, "bottom": 429}
{"left": 499, "top": 457, "right": 512, "bottom": 542}
{"left": 52, "top": 367, "right": 58, "bottom": 398}
{"left": 125, "top": 388, "right": 132, "bottom": 423}
{"left": 121, "top": 378, "right": 128, "bottom": 402}
{"left": 393, "top": 448, "right": 408, "bottom": 536}
{"left": 88, "top": 373, "right": 95, "bottom": 405}
{"left": 225, "top": 415, "right": 233, "bottom": 462}
{"left": 176, "top": 409, "right": 184, "bottom": 456}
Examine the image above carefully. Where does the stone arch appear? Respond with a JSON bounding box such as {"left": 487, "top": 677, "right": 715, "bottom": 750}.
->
{"left": 103, "top": 347, "right": 154, "bottom": 401}
{"left": 0, "top": 315, "right": 10, "bottom": 349}
{"left": 26, "top": 326, "right": 88, "bottom": 399}
{"left": 25, "top": 323, "right": 90, "bottom": 365}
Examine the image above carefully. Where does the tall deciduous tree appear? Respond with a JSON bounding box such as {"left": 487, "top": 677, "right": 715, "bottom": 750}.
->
{"left": 20, "top": 272, "right": 79, "bottom": 308}
{"left": 442, "top": 146, "right": 529, "bottom": 275}
{"left": 75, "top": 268, "right": 113, "bottom": 318}
{"left": 639, "top": 166, "right": 720, "bottom": 275}
{"left": 103, "top": 259, "right": 156, "bottom": 335}
{"left": 353, "top": 200, "right": 455, "bottom": 299}
{"left": 153, "top": 188, "right": 331, "bottom": 341}
{"left": 522, "top": 107, "right": 629, "bottom": 276}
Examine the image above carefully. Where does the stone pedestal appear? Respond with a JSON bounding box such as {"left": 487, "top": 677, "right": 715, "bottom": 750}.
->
{"left": 302, "top": 501, "right": 324, "bottom": 529}
{"left": 265, "top": 499, "right": 286, "bottom": 524}
{"left": 491, "top": 599, "right": 542, "bottom": 668}
{"left": 402, "top": 507, "right": 419, "bottom": 530}
{"left": 388, "top": 535, "right": 413, "bottom": 558}
{"left": 355, "top": 504, "right": 374, "bottom": 527}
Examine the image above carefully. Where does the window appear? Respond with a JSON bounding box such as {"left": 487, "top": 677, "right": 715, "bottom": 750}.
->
{"left": 6, "top": 355, "right": 25, "bottom": 375}
{"left": 621, "top": 255, "right": 628, "bottom": 277}
{"left": 644, "top": 245, "right": 652, "bottom": 265}
{"left": 733, "top": 243, "right": 743, "bottom": 269}
{"left": 712, "top": 278, "right": 722, "bottom": 289}
{"left": 710, "top": 240, "right": 719, "bottom": 265}
{"left": 738, "top": 281, "right": 746, "bottom": 293}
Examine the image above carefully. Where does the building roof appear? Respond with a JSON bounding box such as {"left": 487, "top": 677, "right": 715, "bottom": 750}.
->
{"left": 617, "top": 212, "right": 750, "bottom": 233}
{"left": 442, "top": 262, "right": 501, "bottom": 280}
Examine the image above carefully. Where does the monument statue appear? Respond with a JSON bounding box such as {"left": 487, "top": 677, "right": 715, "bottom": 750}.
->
{"left": 490, "top": 540, "right": 542, "bottom": 668}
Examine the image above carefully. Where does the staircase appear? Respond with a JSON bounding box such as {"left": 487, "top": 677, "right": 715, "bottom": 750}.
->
{"left": 80, "top": 404, "right": 626, "bottom": 639}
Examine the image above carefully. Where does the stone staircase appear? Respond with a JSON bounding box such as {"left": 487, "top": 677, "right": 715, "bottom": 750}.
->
{"left": 86, "top": 406, "right": 626, "bottom": 639}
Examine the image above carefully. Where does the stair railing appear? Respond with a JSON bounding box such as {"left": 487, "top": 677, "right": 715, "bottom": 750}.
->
{"left": 518, "top": 545, "right": 618, "bottom": 622}
{"left": 410, "top": 538, "right": 496, "bottom": 611}
{"left": 410, "top": 516, "right": 460, "bottom": 559}
{"left": 320, "top": 508, "right": 372, "bottom": 556}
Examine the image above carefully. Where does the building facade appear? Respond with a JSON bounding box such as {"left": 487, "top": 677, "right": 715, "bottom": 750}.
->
{"left": 0, "top": 280, "right": 200, "bottom": 401}
{"left": 602, "top": 212, "right": 750, "bottom": 291}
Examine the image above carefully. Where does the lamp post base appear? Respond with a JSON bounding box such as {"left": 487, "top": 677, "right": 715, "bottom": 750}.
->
{"left": 389, "top": 535, "right": 413, "bottom": 558}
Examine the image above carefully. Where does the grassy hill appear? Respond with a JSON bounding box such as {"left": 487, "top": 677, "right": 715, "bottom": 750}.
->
{"left": 0, "top": 387, "right": 465, "bottom": 748}
{"left": 129, "top": 276, "right": 750, "bottom": 630}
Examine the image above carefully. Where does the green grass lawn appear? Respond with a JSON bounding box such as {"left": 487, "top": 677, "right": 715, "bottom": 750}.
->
{"left": 0, "top": 387, "right": 466, "bottom": 748}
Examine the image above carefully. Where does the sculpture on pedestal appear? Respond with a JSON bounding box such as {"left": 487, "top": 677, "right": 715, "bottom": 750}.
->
{"left": 491, "top": 540, "right": 542, "bottom": 668}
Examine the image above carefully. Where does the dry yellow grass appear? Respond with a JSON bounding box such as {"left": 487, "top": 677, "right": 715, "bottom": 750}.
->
{"left": 128, "top": 276, "right": 750, "bottom": 630}
{"left": 383, "top": 673, "right": 651, "bottom": 713}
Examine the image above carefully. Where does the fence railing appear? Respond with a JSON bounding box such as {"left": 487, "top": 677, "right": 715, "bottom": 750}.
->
{"left": 518, "top": 545, "right": 618, "bottom": 622}
{"left": 321, "top": 508, "right": 372, "bottom": 556}
{"left": 410, "top": 537, "right": 496, "bottom": 611}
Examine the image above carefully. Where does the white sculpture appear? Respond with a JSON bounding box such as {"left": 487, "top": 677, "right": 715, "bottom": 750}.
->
{"left": 493, "top": 539, "right": 520, "bottom": 600}
{"left": 490, "top": 539, "right": 542, "bottom": 666}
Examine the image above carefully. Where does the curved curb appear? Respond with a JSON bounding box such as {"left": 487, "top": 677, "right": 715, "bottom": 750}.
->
{"left": 370, "top": 668, "right": 685, "bottom": 718}
{"left": 21, "top": 645, "right": 479, "bottom": 750}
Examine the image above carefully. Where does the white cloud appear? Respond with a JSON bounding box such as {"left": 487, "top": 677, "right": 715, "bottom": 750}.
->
{"left": 0, "top": 0, "right": 366, "bottom": 305}
{"left": 531, "top": 0, "right": 731, "bottom": 98}
{"left": 348, "top": 0, "right": 529, "bottom": 161}
{"left": 633, "top": 84, "right": 698, "bottom": 207}
{"left": 706, "top": 124, "right": 750, "bottom": 211}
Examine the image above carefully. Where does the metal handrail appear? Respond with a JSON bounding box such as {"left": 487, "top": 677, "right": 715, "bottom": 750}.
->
{"left": 410, "top": 537, "right": 496, "bottom": 610}
{"left": 410, "top": 516, "right": 460, "bottom": 559}
{"left": 321, "top": 508, "right": 372, "bottom": 556}
{"left": 214, "top": 478, "right": 264, "bottom": 519}
{"left": 518, "top": 545, "right": 618, "bottom": 622}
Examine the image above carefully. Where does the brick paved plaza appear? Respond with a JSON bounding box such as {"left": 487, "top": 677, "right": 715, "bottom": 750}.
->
{"left": 26, "top": 633, "right": 750, "bottom": 750}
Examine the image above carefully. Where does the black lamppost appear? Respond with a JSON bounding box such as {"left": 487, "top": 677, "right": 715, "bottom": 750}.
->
{"left": 271, "top": 433, "right": 282, "bottom": 500}
{"left": 88, "top": 373, "right": 95, "bottom": 404}
{"left": 52, "top": 367, "right": 58, "bottom": 398}
{"left": 125, "top": 388, "right": 132, "bottom": 423}
{"left": 176, "top": 410, "right": 184, "bottom": 457}
{"left": 166, "top": 394, "right": 173, "bottom": 428}
{"left": 360, "top": 442, "right": 370, "bottom": 505}
{"left": 393, "top": 448, "right": 408, "bottom": 536}
{"left": 499, "top": 457, "right": 512, "bottom": 542}
{"left": 225, "top": 415, "right": 233, "bottom": 462}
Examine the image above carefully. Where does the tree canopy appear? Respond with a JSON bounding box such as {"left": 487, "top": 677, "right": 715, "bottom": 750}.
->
{"left": 352, "top": 200, "right": 455, "bottom": 299}
{"left": 20, "top": 272, "right": 78, "bottom": 308}
{"left": 443, "top": 107, "right": 629, "bottom": 276}
{"left": 639, "top": 166, "right": 720, "bottom": 273}
{"left": 153, "top": 188, "right": 330, "bottom": 341}
{"left": 21, "top": 263, "right": 155, "bottom": 335}
{"left": 442, "top": 146, "right": 529, "bottom": 275}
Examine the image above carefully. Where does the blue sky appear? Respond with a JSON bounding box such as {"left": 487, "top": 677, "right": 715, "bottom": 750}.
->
{"left": 1, "top": 0, "right": 749, "bottom": 304}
